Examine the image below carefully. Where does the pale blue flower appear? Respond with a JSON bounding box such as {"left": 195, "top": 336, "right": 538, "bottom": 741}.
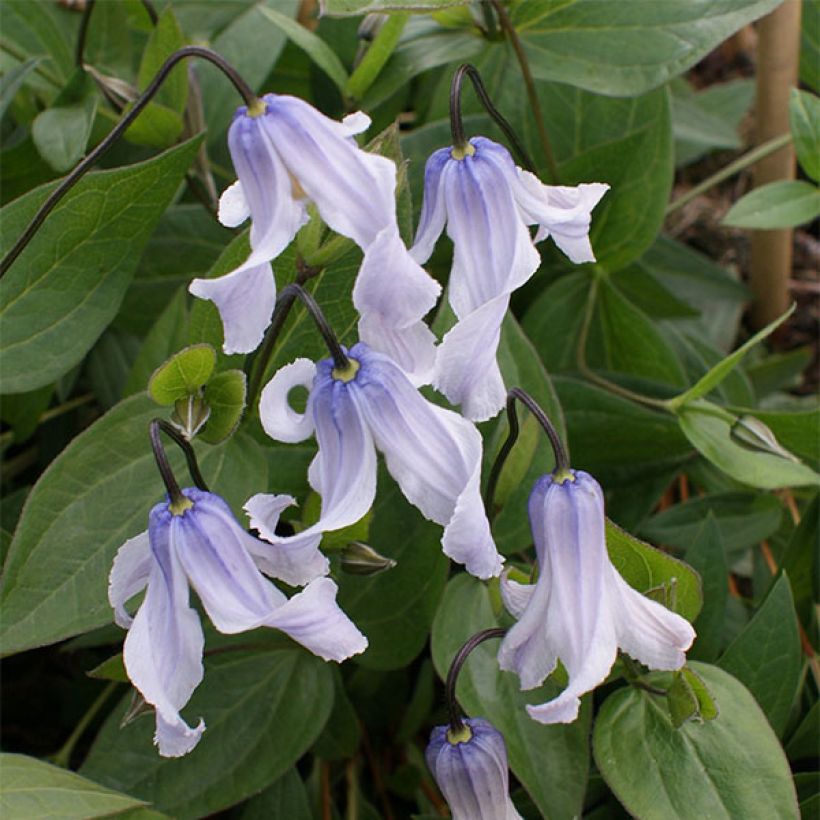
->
{"left": 251, "top": 342, "right": 502, "bottom": 581}
{"left": 497, "top": 470, "right": 695, "bottom": 724}
{"left": 108, "top": 488, "right": 367, "bottom": 757}
{"left": 411, "top": 137, "right": 608, "bottom": 421}
{"left": 426, "top": 718, "right": 522, "bottom": 820}
{"left": 190, "top": 94, "right": 439, "bottom": 379}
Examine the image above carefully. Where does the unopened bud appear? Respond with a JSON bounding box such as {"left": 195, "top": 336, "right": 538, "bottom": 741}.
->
{"left": 171, "top": 393, "right": 211, "bottom": 440}
{"left": 731, "top": 415, "right": 799, "bottom": 463}
{"left": 340, "top": 542, "right": 396, "bottom": 576}
{"left": 120, "top": 690, "right": 153, "bottom": 728}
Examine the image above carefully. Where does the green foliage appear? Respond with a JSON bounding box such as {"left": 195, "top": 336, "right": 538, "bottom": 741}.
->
{"left": 148, "top": 344, "right": 216, "bottom": 405}
{"left": 722, "top": 180, "right": 820, "bottom": 229}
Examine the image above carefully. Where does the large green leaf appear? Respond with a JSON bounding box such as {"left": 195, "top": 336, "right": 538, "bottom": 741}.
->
{"left": 593, "top": 663, "right": 799, "bottom": 819}
{"left": 516, "top": 0, "right": 782, "bottom": 96}
{"left": 0, "top": 753, "right": 149, "bottom": 820}
{"left": 722, "top": 181, "right": 820, "bottom": 229}
{"left": 0, "top": 395, "right": 269, "bottom": 656}
{"left": 431, "top": 575, "right": 590, "bottom": 820}
{"left": 81, "top": 650, "right": 333, "bottom": 818}
{"left": 322, "top": 0, "right": 469, "bottom": 13}
{"left": 718, "top": 574, "right": 802, "bottom": 737}
{"left": 338, "top": 472, "right": 448, "bottom": 670}
{"left": 0, "top": 137, "right": 202, "bottom": 394}
{"left": 239, "top": 768, "right": 312, "bottom": 819}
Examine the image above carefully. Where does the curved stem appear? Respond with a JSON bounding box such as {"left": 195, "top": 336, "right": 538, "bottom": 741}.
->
{"left": 449, "top": 63, "right": 535, "bottom": 171}
{"left": 575, "top": 278, "right": 672, "bottom": 411}
{"left": 141, "top": 0, "right": 159, "bottom": 25}
{"left": 446, "top": 628, "right": 507, "bottom": 734}
{"left": 51, "top": 681, "right": 117, "bottom": 768}
{"left": 75, "top": 0, "right": 96, "bottom": 67}
{"left": 485, "top": 387, "right": 569, "bottom": 514}
{"left": 149, "top": 418, "right": 209, "bottom": 506}
{"left": 489, "top": 0, "right": 559, "bottom": 183}
{"left": 0, "top": 46, "right": 258, "bottom": 278}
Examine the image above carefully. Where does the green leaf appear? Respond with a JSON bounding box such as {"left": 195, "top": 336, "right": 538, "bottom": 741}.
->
{"left": 0, "top": 395, "right": 269, "bottom": 655}
{"left": 81, "top": 650, "right": 333, "bottom": 818}
{"left": 258, "top": 6, "right": 349, "bottom": 94}
{"left": 239, "top": 768, "right": 312, "bottom": 820}
{"left": 346, "top": 13, "right": 408, "bottom": 101}
{"left": 779, "top": 496, "right": 819, "bottom": 627}
{"left": 312, "top": 667, "right": 361, "bottom": 760}
{"left": 0, "top": 136, "right": 202, "bottom": 394}
{"left": 594, "top": 662, "right": 799, "bottom": 819}
{"left": 137, "top": 6, "right": 187, "bottom": 114}
{"left": 148, "top": 344, "right": 216, "bottom": 405}
{"left": 0, "top": 57, "right": 41, "bottom": 120}
{"left": 641, "top": 491, "right": 783, "bottom": 557}
{"left": 667, "top": 666, "right": 718, "bottom": 727}
{"left": 337, "top": 471, "right": 448, "bottom": 670}
{"left": 86, "top": 652, "right": 128, "bottom": 683}
{"left": 321, "top": 0, "right": 469, "bottom": 13}
{"left": 1, "top": 1, "right": 74, "bottom": 83}
{"left": 745, "top": 346, "right": 814, "bottom": 398}
{"left": 801, "top": 0, "right": 820, "bottom": 93}
{"left": 200, "top": 370, "right": 247, "bottom": 444}
{"left": 789, "top": 89, "right": 820, "bottom": 182}
{"left": 31, "top": 68, "right": 98, "bottom": 173}
{"left": 0, "top": 753, "right": 148, "bottom": 819}
{"left": 786, "top": 700, "right": 819, "bottom": 761}
{"left": 124, "top": 102, "right": 185, "bottom": 150}
{"left": 490, "top": 315, "right": 567, "bottom": 554}
{"left": 605, "top": 520, "right": 702, "bottom": 623}
{"left": 684, "top": 514, "right": 728, "bottom": 661}
{"left": 678, "top": 401, "right": 820, "bottom": 489}
{"left": 516, "top": 0, "right": 782, "bottom": 97}
{"left": 669, "top": 305, "right": 795, "bottom": 409}
{"left": 431, "top": 575, "right": 590, "bottom": 820}
{"left": 718, "top": 574, "right": 802, "bottom": 737}
{"left": 0, "top": 382, "right": 53, "bottom": 444}
{"left": 722, "top": 180, "right": 820, "bottom": 229}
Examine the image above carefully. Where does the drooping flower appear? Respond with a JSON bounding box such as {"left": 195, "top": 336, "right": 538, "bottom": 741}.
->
{"left": 249, "top": 341, "right": 502, "bottom": 582}
{"left": 108, "top": 487, "right": 367, "bottom": 757}
{"left": 425, "top": 718, "right": 522, "bottom": 820}
{"left": 497, "top": 469, "right": 695, "bottom": 724}
{"left": 410, "top": 136, "right": 608, "bottom": 421}
{"left": 189, "top": 94, "right": 440, "bottom": 379}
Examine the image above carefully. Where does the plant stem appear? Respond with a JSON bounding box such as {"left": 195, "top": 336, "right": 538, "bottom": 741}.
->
{"left": 490, "top": 0, "right": 559, "bottom": 182}
{"left": 75, "top": 0, "right": 96, "bottom": 67}
{"left": 0, "top": 46, "right": 258, "bottom": 278}
{"left": 665, "top": 132, "right": 792, "bottom": 215}
{"left": 52, "top": 681, "right": 118, "bottom": 768}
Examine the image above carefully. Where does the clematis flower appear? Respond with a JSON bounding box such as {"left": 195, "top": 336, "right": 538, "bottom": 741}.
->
{"left": 425, "top": 718, "right": 522, "bottom": 820}
{"left": 189, "top": 94, "right": 440, "bottom": 379}
{"left": 410, "top": 137, "right": 608, "bottom": 420}
{"left": 497, "top": 469, "right": 695, "bottom": 724}
{"left": 250, "top": 341, "right": 502, "bottom": 581}
{"left": 108, "top": 487, "right": 367, "bottom": 757}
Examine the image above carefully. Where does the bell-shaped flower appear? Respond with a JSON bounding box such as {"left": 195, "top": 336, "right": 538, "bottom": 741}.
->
{"left": 189, "top": 94, "right": 440, "bottom": 379}
{"left": 497, "top": 470, "right": 695, "bottom": 724}
{"left": 410, "top": 137, "right": 608, "bottom": 420}
{"left": 425, "top": 718, "right": 522, "bottom": 820}
{"left": 108, "top": 487, "right": 367, "bottom": 757}
{"left": 251, "top": 341, "right": 502, "bottom": 581}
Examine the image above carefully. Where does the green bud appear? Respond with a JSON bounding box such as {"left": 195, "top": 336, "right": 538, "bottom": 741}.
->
{"left": 340, "top": 542, "right": 397, "bottom": 576}
{"left": 171, "top": 392, "right": 210, "bottom": 440}
{"left": 731, "top": 415, "right": 800, "bottom": 463}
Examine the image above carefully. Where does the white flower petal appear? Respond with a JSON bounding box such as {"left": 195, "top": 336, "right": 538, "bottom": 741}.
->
{"left": 265, "top": 577, "right": 368, "bottom": 661}
{"left": 341, "top": 110, "right": 371, "bottom": 136}
{"left": 259, "top": 358, "right": 317, "bottom": 443}
{"left": 499, "top": 571, "right": 535, "bottom": 620}
{"left": 108, "top": 530, "right": 151, "bottom": 629}
{"left": 410, "top": 147, "right": 451, "bottom": 264}
{"left": 189, "top": 262, "right": 275, "bottom": 355}
{"left": 244, "top": 493, "right": 330, "bottom": 586}
{"left": 217, "top": 179, "right": 250, "bottom": 228}
{"left": 433, "top": 294, "right": 509, "bottom": 421}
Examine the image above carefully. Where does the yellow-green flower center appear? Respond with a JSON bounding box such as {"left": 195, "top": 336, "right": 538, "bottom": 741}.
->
{"left": 446, "top": 724, "right": 473, "bottom": 745}
{"left": 332, "top": 358, "right": 360, "bottom": 383}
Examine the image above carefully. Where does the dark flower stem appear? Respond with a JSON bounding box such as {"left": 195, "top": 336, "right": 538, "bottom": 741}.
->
{"left": 446, "top": 628, "right": 507, "bottom": 734}
{"left": 149, "top": 418, "right": 209, "bottom": 505}
{"left": 0, "top": 46, "right": 258, "bottom": 278}
{"left": 489, "top": 0, "right": 560, "bottom": 183}
{"left": 485, "top": 387, "right": 570, "bottom": 515}
{"left": 449, "top": 63, "right": 536, "bottom": 172}
{"left": 74, "top": 0, "right": 96, "bottom": 67}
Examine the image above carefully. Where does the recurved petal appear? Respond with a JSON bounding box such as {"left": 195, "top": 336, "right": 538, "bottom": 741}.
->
{"left": 217, "top": 179, "right": 250, "bottom": 227}
{"left": 352, "top": 344, "right": 501, "bottom": 578}
{"left": 123, "top": 509, "right": 205, "bottom": 757}
{"left": 610, "top": 569, "right": 695, "bottom": 670}
{"left": 432, "top": 294, "right": 509, "bottom": 422}
{"left": 357, "top": 311, "right": 437, "bottom": 388}
{"left": 259, "top": 358, "right": 317, "bottom": 443}
{"left": 409, "top": 147, "right": 451, "bottom": 265}
{"left": 189, "top": 262, "right": 275, "bottom": 355}
{"left": 265, "top": 577, "right": 368, "bottom": 661}
{"left": 243, "top": 493, "right": 330, "bottom": 586}
{"left": 109, "top": 530, "right": 152, "bottom": 628}
{"left": 263, "top": 95, "right": 396, "bottom": 249}
{"left": 499, "top": 571, "right": 535, "bottom": 620}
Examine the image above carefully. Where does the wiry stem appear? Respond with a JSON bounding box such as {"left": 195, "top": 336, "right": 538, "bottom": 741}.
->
{"left": 0, "top": 46, "right": 258, "bottom": 278}
{"left": 149, "top": 418, "right": 209, "bottom": 506}
{"left": 446, "top": 628, "right": 507, "bottom": 734}
{"left": 449, "top": 62, "right": 535, "bottom": 172}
